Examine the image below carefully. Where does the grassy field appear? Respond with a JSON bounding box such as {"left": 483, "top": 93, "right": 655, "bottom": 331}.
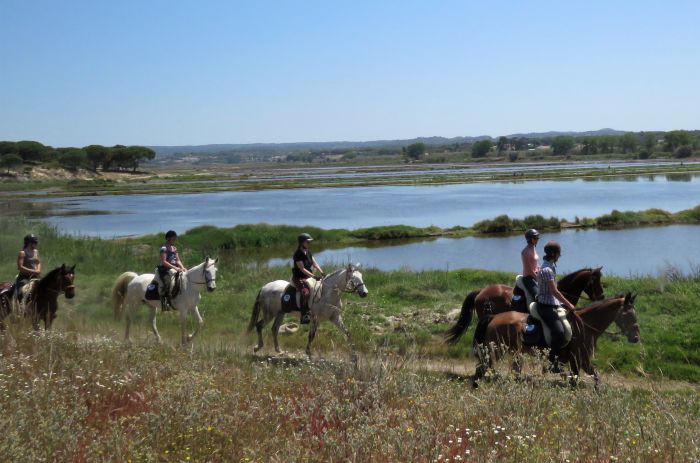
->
{"left": 1, "top": 218, "right": 699, "bottom": 461}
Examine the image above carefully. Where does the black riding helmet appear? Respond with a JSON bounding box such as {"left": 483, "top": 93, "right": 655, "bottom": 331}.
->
{"left": 525, "top": 228, "right": 540, "bottom": 242}
{"left": 297, "top": 232, "right": 313, "bottom": 244}
{"left": 23, "top": 233, "right": 38, "bottom": 246}
{"left": 165, "top": 230, "right": 178, "bottom": 240}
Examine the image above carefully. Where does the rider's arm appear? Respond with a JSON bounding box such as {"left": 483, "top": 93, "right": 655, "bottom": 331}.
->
{"left": 176, "top": 255, "right": 186, "bottom": 271}
{"left": 311, "top": 256, "right": 324, "bottom": 275}
{"left": 547, "top": 279, "right": 575, "bottom": 311}
{"left": 34, "top": 250, "right": 41, "bottom": 275}
{"left": 295, "top": 260, "right": 314, "bottom": 278}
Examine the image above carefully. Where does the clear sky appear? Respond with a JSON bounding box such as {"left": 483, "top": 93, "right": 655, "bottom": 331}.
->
{"left": 1, "top": 1, "right": 698, "bottom": 147}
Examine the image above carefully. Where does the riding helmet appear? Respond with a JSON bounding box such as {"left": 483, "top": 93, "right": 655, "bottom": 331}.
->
{"left": 23, "top": 233, "right": 38, "bottom": 246}
{"left": 525, "top": 229, "right": 540, "bottom": 241}
{"left": 297, "top": 232, "right": 313, "bottom": 244}
{"left": 165, "top": 230, "right": 178, "bottom": 239}
{"left": 544, "top": 240, "right": 561, "bottom": 257}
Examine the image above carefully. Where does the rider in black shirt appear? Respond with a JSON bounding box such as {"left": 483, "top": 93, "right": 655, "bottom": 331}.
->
{"left": 292, "top": 233, "right": 324, "bottom": 324}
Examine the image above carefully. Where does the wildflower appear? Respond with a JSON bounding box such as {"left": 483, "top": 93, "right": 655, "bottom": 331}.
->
{"left": 406, "top": 427, "right": 414, "bottom": 433}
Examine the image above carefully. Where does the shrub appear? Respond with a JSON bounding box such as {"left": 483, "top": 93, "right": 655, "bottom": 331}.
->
{"left": 674, "top": 145, "right": 693, "bottom": 159}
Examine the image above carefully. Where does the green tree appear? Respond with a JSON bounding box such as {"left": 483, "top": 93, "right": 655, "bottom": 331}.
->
{"left": 642, "top": 132, "right": 657, "bottom": 153}
{"left": 84, "top": 144, "right": 110, "bottom": 171}
{"left": 58, "top": 148, "right": 87, "bottom": 170}
{"left": 598, "top": 136, "right": 615, "bottom": 154}
{"left": 497, "top": 136, "right": 509, "bottom": 153}
{"left": 471, "top": 140, "right": 493, "bottom": 158}
{"left": 664, "top": 130, "right": 692, "bottom": 152}
{"left": 16, "top": 140, "right": 48, "bottom": 162}
{"left": 582, "top": 137, "right": 598, "bottom": 155}
{"left": 0, "top": 141, "right": 17, "bottom": 155}
{"left": 0, "top": 153, "right": 23, "bottom": 174}
{"left": 404, "top": 143, "right": 426, "bottom": 160}
{"left": 619, "top": 133, "right": 638, "bottom": 153}
{"left": 551, "top": 136, "right": 575, "bottom": 155}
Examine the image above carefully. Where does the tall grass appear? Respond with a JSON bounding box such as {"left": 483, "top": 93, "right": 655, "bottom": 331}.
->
{"left": 0, "top": 332, "right": 698, "bottom": 462}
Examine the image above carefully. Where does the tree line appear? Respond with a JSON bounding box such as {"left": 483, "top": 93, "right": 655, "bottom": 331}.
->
{"left": 402, "top": 130, "right": 699, "bottom": 162}
{"left": 0, "top": 140, "right": 156, "bottom": 174}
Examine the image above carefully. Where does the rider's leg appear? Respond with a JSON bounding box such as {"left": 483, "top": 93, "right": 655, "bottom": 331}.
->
{"left": 522, "top": 276, "right": 538, "bottom": 305}
{"left": 538, "top": 303, "right": 566, "bottom": 372}
{"left": 158, "top": 267, "right": 171, "bottom": 311}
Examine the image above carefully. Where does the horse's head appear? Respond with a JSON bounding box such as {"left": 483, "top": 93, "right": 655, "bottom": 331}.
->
{"left": 583, "top": 267, "right": 605, "bottom": 302}
{"left": 203, "top": 256, "right": 218, "bottom": 292}
{"left": 615, "top": 292, "right": 640, "bottom": 343}
{"left": 345, "top": 264, "right": 368, "bottom": 298}
{"left": 60, "top": 264, "right": 76, "bottom": 299}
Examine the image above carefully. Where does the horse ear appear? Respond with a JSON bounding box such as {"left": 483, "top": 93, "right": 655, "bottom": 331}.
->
{"left": 70, "top": 264, "right": 76, "bottom": 272}
{"left": 347, "top": 263, "right": 353, "bottom": 272}
{"left": 61, "top": 263, "right": 66, "bottom": 271}
{"left": 205, "top": 255, "right": 210, "bottom": 261}
{"left": 214, "top": 258, "right": 218, "bottom": 264}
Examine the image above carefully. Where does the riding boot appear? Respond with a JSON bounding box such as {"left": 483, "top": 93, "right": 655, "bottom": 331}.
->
{"left": 548, "top": 349, "right": 564, "bottom": 374}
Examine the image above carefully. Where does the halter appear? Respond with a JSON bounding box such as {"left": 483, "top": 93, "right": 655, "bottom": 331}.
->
{"left": 189, "top": 262, "right": 217, "bottom": 286}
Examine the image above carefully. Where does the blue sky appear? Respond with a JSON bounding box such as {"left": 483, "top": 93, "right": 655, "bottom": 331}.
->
{"left": 1, "top": 1, "right": 698, "bottom": 146}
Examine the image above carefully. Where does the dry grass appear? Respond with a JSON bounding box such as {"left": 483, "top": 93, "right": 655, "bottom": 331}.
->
{"left": 0, "top": 330, "right": 697, "bottom": 462}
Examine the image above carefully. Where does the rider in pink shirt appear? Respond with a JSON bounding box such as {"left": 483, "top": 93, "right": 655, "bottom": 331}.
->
{"left": 521, "top": 229, "right": 540, "bottom": 301}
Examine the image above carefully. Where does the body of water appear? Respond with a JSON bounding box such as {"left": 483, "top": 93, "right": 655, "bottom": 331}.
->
{"left": 268, "top": 225, "right": 700, "bottom": 276}
{"left": 33, "top": 174, "right": 700, "bottom": 237}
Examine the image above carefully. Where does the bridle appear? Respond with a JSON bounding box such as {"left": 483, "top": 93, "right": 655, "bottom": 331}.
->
{"left": 190, "top": 262, "right": 217, "bottom": 286}
{"left": 561, "top": 272, "right": 603, "bottom": 303}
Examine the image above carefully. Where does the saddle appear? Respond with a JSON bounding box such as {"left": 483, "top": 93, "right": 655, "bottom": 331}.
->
{"left": 280, "top": 279, "right": 321, "bottom": 313}
{"left": 145, "top": 280, "right": 161, "bottom": 301}
{"left": 522, "top": 302, "right": 573, "bottom": 348}
{"left": 152, "top": 271, "right": 182, "bottom": 300}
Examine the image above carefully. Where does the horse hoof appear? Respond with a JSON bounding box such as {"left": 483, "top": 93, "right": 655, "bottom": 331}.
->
{"left": 253, "top": 345, "right": 262, "bottom": 353}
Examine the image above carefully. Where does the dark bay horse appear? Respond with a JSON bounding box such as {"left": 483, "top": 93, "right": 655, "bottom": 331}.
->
{"left": 0, "top": 264, "right": 76, "bottom": 331}
{"left": 471, "top": 293, "right": 639, "bottom": 386}
{"left": 445, "top": 267, "right": 604, "bottom": 344}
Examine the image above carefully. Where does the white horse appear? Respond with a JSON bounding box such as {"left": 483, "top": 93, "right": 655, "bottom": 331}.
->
{"left": 111, "top": 257, "right": 218, "bottom": 346}
{"left": 248, "top": 264, "right": 368, "bottom": 360}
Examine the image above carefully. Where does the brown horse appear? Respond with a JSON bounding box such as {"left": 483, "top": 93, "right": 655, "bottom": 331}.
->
{"left": 445, "top": 267, "right": 604, "bottom": 344}
{"left": 0, "top": 264, "right": 76, "bottom": 331}
{"left": 471, "top": 292, "right": 639, "bottom": 386}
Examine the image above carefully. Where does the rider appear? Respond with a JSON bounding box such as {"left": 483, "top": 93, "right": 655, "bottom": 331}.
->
{"left": 521, "top": 228, "right": 540, "bottom": 303}
{"left": 536, "top": 241, "right": 575, "bottom": 369}
{"left": 158, "top": 230, "right": 186, "bottom": 311}
{"left": 292, "top": 233, "right": 324, "bottom": 324}
{"left": 15, "top": 233, "right": 42, "bottom": 300}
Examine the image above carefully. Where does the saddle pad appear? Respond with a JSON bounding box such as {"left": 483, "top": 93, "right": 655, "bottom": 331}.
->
{"left": 0, "top": 282, "right": 12, "bottom": 293}
{"left": 529, "top": 302, "right": 572, "bottom": 348}
{"left": 522, "top": 316, "right": 546, "bottom": 347}
{"left": 145, "top": 280, "right": 160, "bottom": 300}
{"left": 281, "top": 285, "right": 300, "bottom": 313}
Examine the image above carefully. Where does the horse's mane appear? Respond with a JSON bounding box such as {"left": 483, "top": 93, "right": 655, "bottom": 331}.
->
{"left": 576, "top": 294, "right": 623, "bottom": 316}
{"left": 28, "top": 266, "right": 62, "bottom": 300}
{"left": 558, "top": 268, "right": 594, "bottom": 286}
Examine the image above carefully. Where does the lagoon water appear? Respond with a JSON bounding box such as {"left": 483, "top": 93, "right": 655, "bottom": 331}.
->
{"left": 36, "top": 174, "right": 700, "bottom": 238}
{"left": 267, "top": 225, "right": 700, "bottom": 277}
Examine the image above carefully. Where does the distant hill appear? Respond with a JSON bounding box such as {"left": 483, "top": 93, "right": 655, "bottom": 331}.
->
{"left": 147, "top": 129, "right": 628, "bottom": 157}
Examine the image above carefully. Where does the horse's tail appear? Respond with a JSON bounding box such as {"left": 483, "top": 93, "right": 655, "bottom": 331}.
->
{"left": 444, "top": 290, "right": 479, "bottom": 345}
{"left": 112, "top": 272, "right": 137, "bottom": 320}
{"left": 247, "top": 289, "right": 263, "bottom": 333}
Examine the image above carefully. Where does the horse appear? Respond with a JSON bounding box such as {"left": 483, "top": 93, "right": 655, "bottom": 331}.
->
{"left": 248, "top": 264, "right": 368, "bottom": 361}
{"left": 471, "top": 292, "right": 640, "bottom": 387}
{"left": 0, "top": 264, "right": 76, "bottom": 331}
{"left": 111, "top": 257, "right": 218, "bottom": 346}
{"left": 445, "top": 267, "right": 604, "bottom": 344}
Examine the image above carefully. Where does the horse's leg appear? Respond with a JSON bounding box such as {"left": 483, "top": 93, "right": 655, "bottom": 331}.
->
{"left": 328, "top": 313, "right": 358, "bottom": 364}
{"left": 253, "top": 316, "right": 266, "bottom": 353}
{"left": 124, "top": 304, "right": 132, "bottom": 344}
{"left": 180, "top": 305, "right": 204, "bottom": 346}
{"left": 305, "top": 317, "right": 318, "bottom": 358}
{"left": 271, "top": 311, "right": 285, "bottom": 354}
{"left": 149, "top": 305, "right": 162, "bottom": 344}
